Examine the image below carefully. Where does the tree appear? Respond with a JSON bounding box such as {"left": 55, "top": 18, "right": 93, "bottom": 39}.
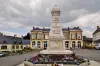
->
{"left": 23, "top": 33, "right": 30, "bottom": 39}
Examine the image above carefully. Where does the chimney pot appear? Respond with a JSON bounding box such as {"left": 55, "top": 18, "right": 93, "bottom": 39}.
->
{"left": 33, "top": 26, "right": 35, "bottom": 29}
{"left": 97, "top": 26, "right": 99, "bottom": 29}
{"left": 68, "top": 27, "right": 69, "bottom": 29}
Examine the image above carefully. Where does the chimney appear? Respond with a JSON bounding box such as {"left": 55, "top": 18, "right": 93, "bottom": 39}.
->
{"left": 74, "top": 27, "right": 76, "bottom": 29}
{"left": 68, "top": 27, "right": 69, "bottom": 30}
{"left": 97, "top": 26, "right": 99, "bottom": 29}
{"left": 77, "top": 27, "right": 79, "bottom": 28}
{"left": 33, "top": 26, "right": 35, "bottom": 29}
{"left": 21, "top": 35, "right": 23, "bottom": 39}
{"left": 14, "top": 34, "right": 17, "bottom": 37}
{"left": 43, "top": 27, "right": 45, "bottom": 29}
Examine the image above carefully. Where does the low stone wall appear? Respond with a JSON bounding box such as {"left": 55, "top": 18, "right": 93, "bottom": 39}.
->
{"left": 24, "top": 61, "right": 47, "bottom": 66}
{"left": 24, "top": 61, "right": 89, "bottom": 66}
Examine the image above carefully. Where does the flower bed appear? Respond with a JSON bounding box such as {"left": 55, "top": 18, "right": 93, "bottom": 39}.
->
{"left": 27, "top": 54, "right": 87, "bottom": 65}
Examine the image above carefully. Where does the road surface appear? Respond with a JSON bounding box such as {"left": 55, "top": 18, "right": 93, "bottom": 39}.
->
{"left": 0, "top": 49, "right": 100, "bottom": 66}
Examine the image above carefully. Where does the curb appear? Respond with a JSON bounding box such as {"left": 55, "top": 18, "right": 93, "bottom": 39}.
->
{"left": 89, "top": 60, "right": 100, "bottom": 66}
{"left": 17, "top": 60, "right": 100, "bottom": 66}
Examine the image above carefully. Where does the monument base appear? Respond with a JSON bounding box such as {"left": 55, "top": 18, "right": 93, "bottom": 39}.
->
{"left": 40, "top": 50, "right": 73, "bottom": 54}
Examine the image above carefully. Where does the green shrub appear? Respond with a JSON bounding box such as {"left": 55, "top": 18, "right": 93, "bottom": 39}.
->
{"left": 16, "top": 50, "right": 23, "bottom": 54}
{"left": 22, "top": 47, "right": 33, "bottom": 52}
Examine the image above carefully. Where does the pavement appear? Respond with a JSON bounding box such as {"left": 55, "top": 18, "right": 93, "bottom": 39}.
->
{"left": 73, "top": 49, "right": 100, "bottom": 63}
{"left": 0, "top": 51, "right": 39, "bottom": 66}
{"left": 0, "top": 49, "right": 100, "bottom": 66}
{"left": 17, "top": 60, "right": 100, "bottom": 66}
{"left": 90, "top": 60, "right": 100, "bottom": 66}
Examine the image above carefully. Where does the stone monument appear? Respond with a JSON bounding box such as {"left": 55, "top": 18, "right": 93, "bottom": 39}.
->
{"left": 24, "top": 5, "right": 89, "bottom": 66}
{"left": 40, "top": 5, "right": 73, "bottom": 54}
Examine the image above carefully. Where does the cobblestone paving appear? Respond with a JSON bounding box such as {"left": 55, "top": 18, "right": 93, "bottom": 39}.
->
{"left": 90, "top": 60, "right": 100, "bottom": 66}
{"left": 73, "top": 49, "right": 100, "bottom": 63}
{"left": 0, "top": 51, "right": 39, "bottom": 66}
{"left": 0, "top": 49, "right": 100, "bottom": 66}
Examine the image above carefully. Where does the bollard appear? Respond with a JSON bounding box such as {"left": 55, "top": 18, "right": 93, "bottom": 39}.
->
{"left": 25, "top": 58, "right": 27, "bottom": 61}
{"left": 77, "top": 62, "right": 80, "bottom": 66}
{"left": 87, "top": 59, "right": 90, "bottom": 65}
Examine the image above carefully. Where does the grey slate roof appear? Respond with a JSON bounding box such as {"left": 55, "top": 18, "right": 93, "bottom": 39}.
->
{"left": 22, "top": 40, "right": 30, "bottom": 45}
{"left": 0, "top": 35, "right": 30, "bottom": 45}
{"left": 97, "top": 39, "right": 100, "bottom": 42}
{"left": 31, "top": 27, "right": 82, "bottom": 32}
{"left": 94, "top": 39, "right": 100, "bottom": 42}
{"left": 83, "top": 36, "right": 93, "bottom": 42}
{"left": 93, "top": 28, "right": 100, "bottom": 35}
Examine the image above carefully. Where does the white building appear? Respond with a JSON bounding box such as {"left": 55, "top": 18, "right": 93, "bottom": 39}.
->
{"left": 93, "top": 26, "right": 100, "bottom": 45}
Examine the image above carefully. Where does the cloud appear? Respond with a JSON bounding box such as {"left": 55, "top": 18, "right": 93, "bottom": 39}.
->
{"left": 63, "top": 11, "right": 100, "bottom": 37}
{"left": 1, "top": 30, "right": 24, "bottom": 37}
{"left": 83, "top": 29, "right": 93, "bottom": 38}
{"left": 0, "top": 0, "right": 100, "bottom": 37}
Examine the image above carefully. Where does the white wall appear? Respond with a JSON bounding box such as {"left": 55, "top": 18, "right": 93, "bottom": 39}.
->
{"left": 93, "top": 32, "right": 100, "bottom": 41}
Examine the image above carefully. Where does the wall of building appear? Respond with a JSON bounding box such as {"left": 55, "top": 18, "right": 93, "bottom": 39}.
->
{"left": 0, "top": 44, "right": 29, "bottom": 52}
{"left": 0, "top": 44, "right": 12, "bottom": 52}
{"left": 30, "top": 29, "right": 83, "bottom": 49}
{"left": 93, "top": 32, "right": 100, "bottom": 41}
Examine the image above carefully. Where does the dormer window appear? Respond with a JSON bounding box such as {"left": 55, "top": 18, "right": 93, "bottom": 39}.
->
{"left": 19, "top": 41, "right": 23, "bottom": 44}
{"left": 2, "top": 40, "right": 7, "bottom": 44}
{"left": 14, "top": 40, "right": 17, "bottom": 44}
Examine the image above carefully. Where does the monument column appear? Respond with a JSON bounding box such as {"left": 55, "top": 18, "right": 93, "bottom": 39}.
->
{"left": 40, "top": 5, "right": 73, "bottom": 54}
{"left": 47, "top": 5, "right": 65, "bottom": 50}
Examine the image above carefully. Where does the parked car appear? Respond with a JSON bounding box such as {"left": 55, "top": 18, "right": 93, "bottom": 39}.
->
{"left": 95, "top": 43, "right": 100, "bottom": 50}
{"left": 85, "top": 44, "right": 95, "bottom": 49}
{"left": 0, "top": 52, "right": 7, "bottom": 57}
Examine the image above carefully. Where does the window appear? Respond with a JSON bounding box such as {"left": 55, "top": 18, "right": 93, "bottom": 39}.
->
{"left": 2, "top": 40, "right": 7, "bottom": 44}
{"left": 64, "top": 33, "right": 69, "bottom": 40}
{"left": 77, "top": 33, "right": 81, "bottom": 39}
{"left": 19, "top": 41, "right": 23, "bottom": 44}
{"left": 51, "top": 64, "right": 59, "bottom": 66}
{"left": 16, "top": 45, "right": 19, "bottom": 49}
{"left": 78, "top": 41, "right": 81, "bottom": 48}
{"left": 72, "top": 41, "right": 76, "bottom": 48}
{"left": 1, "top": 46, "right": 7, "bottom": 49}
{"left": 32, "top": 41, "right": 36, "bottom": 47}
{"left": 37, "top": 41, "right": 41, "bottom": 48}
{"left": 45, "top": 34, "right": 49, "bottom": 39}
{"left": 37, "top": 33, "right": 43, "bottom": 39}
{"left": 65, "top": 41, "right": 69, "bottom": 48}
{"left": 31, "top": 33, "right": 36, "bottom": 39}
{"left": 44, "top": 41, "right": 47, "bottom": 49}
{"left": 21, "top": 45, "right": 23, "bottom": 49}
{"left": 12, "top": 45, "right": 15, "bottom": 49}
{"left": 72, "top": 33, "right": 76, "bottom": 39}
{"left": 14, "top": 40, "right": 17, "bottom": 44}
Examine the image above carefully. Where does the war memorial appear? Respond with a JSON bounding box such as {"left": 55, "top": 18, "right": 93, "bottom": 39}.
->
{"left": 24, "top": 5, "right": 89, "bottom": 66}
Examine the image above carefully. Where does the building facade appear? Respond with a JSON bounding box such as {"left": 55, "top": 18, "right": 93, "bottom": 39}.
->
{"left": 83, "top": 36, "right": 93, "bottom": 48}
{"left": 30, "top": 27, "right": 83, "bottom": 49}
{"left": 93, "top": 26, "right": 100, "bottom": 45}
{"left": 0, "top": 35, "right": 30, "bottom": 52}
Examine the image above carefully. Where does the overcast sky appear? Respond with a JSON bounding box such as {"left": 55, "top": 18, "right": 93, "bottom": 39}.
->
{"left": 0, "top": 0, "right": 100, "bottom": 37}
